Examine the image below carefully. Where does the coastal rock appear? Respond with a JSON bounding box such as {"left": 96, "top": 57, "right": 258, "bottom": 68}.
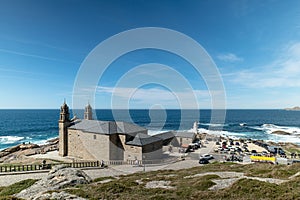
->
{"left": 32, "top": 191, "right": 86, "bottom": 200}
{"left": 19, "top": 143, "right": 40, "bottom": 150}
{"left": 15, "top": 165, "right": 91, "bottom": 200}
{"left": 271, "top": 130, "right": 291, "bottom": 135}
{"left": 46, "top": 137, "right": 59, "bottom": 145}
{"left": 285, "top": 106, "right": 300, "bottom": 111}
{"left": 4, "top": 144, "right": 21, "bottom": 153}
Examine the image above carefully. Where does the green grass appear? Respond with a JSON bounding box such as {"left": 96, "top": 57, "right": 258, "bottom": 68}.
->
{"left": 93, "top": 176, "right": 116, "bottom": 183}
{"left": 2, "top": 162, "right": 300, "bottom": 199}
{"left": 65, "top": 162, "right": 300, "bottom": 199}
{"left": 284, "top": 148, "right": 300, "bottom": 154}
{"left": 0, "top": 179, "right": 37, "bottom": 198}
{"left": 0, "top": 197, "right": 22, "bottom": 200}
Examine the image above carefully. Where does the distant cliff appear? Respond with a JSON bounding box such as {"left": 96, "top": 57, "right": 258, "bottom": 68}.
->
{"left": 284, "top": 106, "right": 300, "bottom": 111}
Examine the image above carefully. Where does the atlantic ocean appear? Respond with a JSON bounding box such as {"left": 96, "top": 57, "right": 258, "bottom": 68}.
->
{"left": 1, "top": 109, "right": 300, "bottom": 150}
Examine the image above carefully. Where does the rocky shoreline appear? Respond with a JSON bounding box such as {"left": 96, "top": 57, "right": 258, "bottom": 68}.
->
{"left": 0, "top": 138, "right": 59, "bottom": 164}
{"left": 1, "top": 134, "right": 300, "bottom": 166}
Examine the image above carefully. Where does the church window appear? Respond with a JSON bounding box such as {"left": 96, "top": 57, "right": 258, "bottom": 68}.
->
{"left": 94, "top": 135, "right": 97, "bottom": 139}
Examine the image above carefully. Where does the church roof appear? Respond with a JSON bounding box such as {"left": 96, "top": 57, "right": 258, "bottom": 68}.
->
{"left": 126, "top": 133, "right": 162, "bottom": 146}
{"left": 68, "top": 119, "right": 147, "bottom": 135}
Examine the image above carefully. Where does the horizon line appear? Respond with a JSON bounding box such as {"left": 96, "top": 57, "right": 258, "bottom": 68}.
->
{"left": 0, "top": 108, "right": 290, "bottom": 110}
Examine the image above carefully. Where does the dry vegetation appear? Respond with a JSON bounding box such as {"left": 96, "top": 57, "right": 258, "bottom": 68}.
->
{"left": 1, "top": 162, "right": 300, "bottom": 199}
{"left": 65, "top": 162, "right": 300, "bottom": 200}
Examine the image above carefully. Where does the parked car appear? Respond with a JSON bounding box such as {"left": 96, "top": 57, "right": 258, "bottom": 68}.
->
{"left": 187, "top": 146, "right": 195, "bottom": 152}
{"left": 235, "top": 147, "right": 242, "bottom": 153}
{"left": 221, "top": 148, "right": 230, "bottom": 153}
{"left": 192, "top": 142, "right": 201, "bottom": 149}
{"left": 200, "top": 154, "right": 214, "bottom": 160}
{"left": 251, "top": 150, "right": 257, "bottom": 154}
{"left": 199, "top": 158, "right": 209, "bottom": 164}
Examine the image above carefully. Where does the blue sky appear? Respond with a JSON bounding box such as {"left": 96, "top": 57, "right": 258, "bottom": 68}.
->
{"left": 0, "top": 0, "right": 300, "bottom": 109}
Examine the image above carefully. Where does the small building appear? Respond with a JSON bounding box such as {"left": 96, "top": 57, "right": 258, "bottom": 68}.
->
{"left": 58, "top": 102, "right": 163, "bottom": 161}
{"left": 171, "top": 131, "right": 196, "bottom": 147}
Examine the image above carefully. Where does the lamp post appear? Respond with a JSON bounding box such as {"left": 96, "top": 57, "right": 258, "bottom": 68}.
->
{"left": 143, "top": 155, "right": 146, "bottom": 172}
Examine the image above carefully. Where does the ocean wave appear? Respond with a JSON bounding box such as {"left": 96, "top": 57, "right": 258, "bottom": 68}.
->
{"left": 0, "top": 136, "right": 24, "bottom": 144}
{"left": 197, "top": 128, "right": 242, "bottom": 139}
{"left": 196, "top": 127, "right": 300, "bottom": 144}
{"left": 250, "top": 124, "right": 300, "bottom": 135}
{"left": 265, "top": 133, "right": 300, "bottom": 144}
{"left": 199, "top": 123, "right": 229, "bottom": 127}
{"left": 239, "top": 123, "right": 247, "bottom": 127}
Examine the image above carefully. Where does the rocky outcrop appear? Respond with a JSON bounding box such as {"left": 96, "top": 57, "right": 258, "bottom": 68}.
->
{"left": 31, "top": 191, "right": 86, "bottom": 200}
{"left": 19, "top": 143, "right": 40, "bottom": 150}
{"left": 0, "top": 139, "right": 59, "bottom": 163}
{"left": 285, "top": 106, "right": 300, "bottom": 111}
{"left": 271, "top": 130, "right": 291, "bottom": 135}
{"left": 15, "top": 165, "right": 91, "bottom": 200}
{"left": 3, "top": 145, "right": 21, "bottom": 154}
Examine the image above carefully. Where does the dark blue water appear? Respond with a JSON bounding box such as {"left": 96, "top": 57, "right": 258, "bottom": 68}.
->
{"left": 1, "top": 109, "right": 300, "bottom": 150}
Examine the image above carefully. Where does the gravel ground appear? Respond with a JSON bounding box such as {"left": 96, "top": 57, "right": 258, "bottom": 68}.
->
{"left": 0, "top": 159, "right": 199, "bottom": 186}
{"left": 0, "top": 141, "right": 275, "bottom": 187}
{"left": 0, "top": 172, "right": 47, "bottom": 186}
{"left": 0, "top": 141, "right": 214, "bottom": 187}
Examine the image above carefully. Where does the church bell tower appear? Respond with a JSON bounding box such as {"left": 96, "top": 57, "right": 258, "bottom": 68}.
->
{"left": 59, "top": 100, "right": 70, "bottom": 156}
{"left": 84, "top": 103, "right": 93, "bottom": 120}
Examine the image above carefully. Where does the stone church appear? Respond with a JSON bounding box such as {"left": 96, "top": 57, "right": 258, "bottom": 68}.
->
{"left": 58, "top": 102, "right": 164, "bottom": 161}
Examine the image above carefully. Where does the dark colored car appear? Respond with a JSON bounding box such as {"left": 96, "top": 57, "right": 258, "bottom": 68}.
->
{"left": 251, "top": 150, "right": 257, "bottom": 154}
{"left": 199, "top": 158, "right": 209, "bottom": 164}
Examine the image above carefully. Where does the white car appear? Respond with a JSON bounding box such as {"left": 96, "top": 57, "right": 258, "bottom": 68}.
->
{"left": 200, "top": 154, "right": 214, "bottom": 160}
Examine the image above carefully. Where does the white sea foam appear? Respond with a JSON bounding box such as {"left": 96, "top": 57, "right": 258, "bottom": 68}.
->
{"left": 239, "top": 123, "right": 247, "bottom": 127}
{"left": 197, "top": 126, "right": 300, "bottom": 144}
{"left": 199, "top": 123, "right": 228, "bottom": 127}
{"left": 250, "top": 124, "right": 300, "bottom": 135}
{"left": 198, "top": 128, "right": 236, "bottom": 137}
{"left": 34, "top": 139, "right": 49, "bottom": 145}
{"left": 27, "top": 136, "right": 59, "bottom": 146}
{"left": 265, "top": 134, "right": 300, "bottom": 144}
{"left": 0, "top": 136, "right": 24, "bottom": 144}
{"left": 145, "top": 124, "right": 300, "bottom": 145}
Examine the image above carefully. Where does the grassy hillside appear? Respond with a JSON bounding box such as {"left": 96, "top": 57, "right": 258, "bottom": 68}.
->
{"left": 66, "top": 162, "right": 300, "bottom": 200}
{"left": 2, "top": 162, "right": 300, "bottom": 199}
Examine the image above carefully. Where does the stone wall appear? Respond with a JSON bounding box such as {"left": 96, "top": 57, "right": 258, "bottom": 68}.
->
{"left": 171, "top": 137, "right": 194, "bottom": 147}
{"left": 68, "top": 129, "right": 110, "bottom": 161}
{"left": 59, "top": 122, "right": 69, "bottom": 156}
{"left": 117, "top": 135, "right": 142, "bottom": 160}
{"left": 126, "top": 145, "right": 142, "bottom": 160}
{"left": 66, "top": 129, "right": 163, "bottom": 161}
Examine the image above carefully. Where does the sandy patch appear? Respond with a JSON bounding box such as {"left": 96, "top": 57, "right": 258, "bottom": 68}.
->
{"left": 145, "top": 181, "right": 174, "bottom": 189}
{"left": 247, "top": 143, "right": 267, "bottom": 153}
